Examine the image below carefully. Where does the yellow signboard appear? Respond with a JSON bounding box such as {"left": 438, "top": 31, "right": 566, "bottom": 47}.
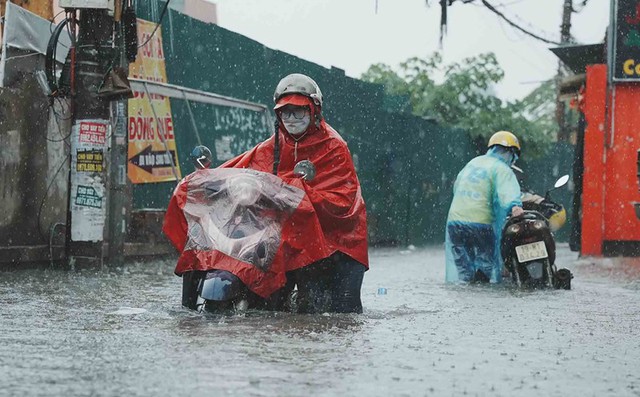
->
{"left": 127, "top": 19, "right": 181, "bottom": 184}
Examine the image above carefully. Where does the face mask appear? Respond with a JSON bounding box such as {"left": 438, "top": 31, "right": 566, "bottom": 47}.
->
{"left": 282, "top": 114, "right": 310, "bottom": 135}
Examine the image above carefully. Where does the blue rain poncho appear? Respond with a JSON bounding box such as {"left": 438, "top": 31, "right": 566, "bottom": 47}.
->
{"left": 445, "top": 146, "right": 522, "bottom": 283}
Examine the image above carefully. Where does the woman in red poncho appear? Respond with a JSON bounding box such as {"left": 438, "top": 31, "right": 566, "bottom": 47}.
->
{"left": 164, "top": 73, "right": 369, "bottom": 313}
{"left": 225, "top": 73, "right": 369, "bottom": 313}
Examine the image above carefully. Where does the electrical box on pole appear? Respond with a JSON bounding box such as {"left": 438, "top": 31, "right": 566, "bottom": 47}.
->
{"left": 59, "top": 0, "right": 114, "bottom": 11}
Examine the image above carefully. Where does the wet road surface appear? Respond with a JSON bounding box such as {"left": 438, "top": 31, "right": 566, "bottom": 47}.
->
{"left": 1, "top": 245, "right": 639, "bottom": 396}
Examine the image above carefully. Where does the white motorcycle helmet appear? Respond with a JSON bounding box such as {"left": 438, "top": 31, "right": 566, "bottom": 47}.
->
{"left": 273, "top": 73, "right": 323, "bottom": 126}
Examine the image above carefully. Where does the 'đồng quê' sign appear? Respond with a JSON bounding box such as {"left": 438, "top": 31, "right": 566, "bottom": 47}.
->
{"left": 127, "top": 18, "right": 182, "bottom": 184}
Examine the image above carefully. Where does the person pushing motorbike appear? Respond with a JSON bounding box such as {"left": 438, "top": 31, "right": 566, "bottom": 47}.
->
{"left": 445, "top": 131, "right": 524, "bottom": 283}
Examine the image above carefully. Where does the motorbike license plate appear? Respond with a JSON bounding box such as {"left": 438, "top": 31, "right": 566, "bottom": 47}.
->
{"left": 515, "top": 241, "right": 548, "bottom": 263}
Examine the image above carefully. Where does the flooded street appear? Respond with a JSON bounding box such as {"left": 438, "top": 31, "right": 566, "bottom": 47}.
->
{"left": 1, "top": 245, "right": 639, "bottom": 397}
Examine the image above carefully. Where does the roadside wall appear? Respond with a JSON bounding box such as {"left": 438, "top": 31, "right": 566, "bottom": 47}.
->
{"left": 0, "top": 78, "right": 71, "bottom": 249}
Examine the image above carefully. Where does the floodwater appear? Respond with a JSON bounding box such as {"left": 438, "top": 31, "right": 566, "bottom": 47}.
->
{"left": 1, "top": 245, "right": 639, "bottom": 397}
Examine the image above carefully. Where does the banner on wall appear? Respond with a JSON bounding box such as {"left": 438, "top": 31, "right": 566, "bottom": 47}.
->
{"left": 127, "top": 19, "right": 182, "bottom": 184}
{"left": 70, "top": 120, "right": 109, "bottom": 242}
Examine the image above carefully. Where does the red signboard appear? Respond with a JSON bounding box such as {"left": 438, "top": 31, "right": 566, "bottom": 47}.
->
{"left": 79, "top": 121, "right": 107, "bottom": 145}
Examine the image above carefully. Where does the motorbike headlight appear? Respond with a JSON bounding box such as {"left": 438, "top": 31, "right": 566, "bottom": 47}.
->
{"left": 227, "top": 176, "right": 261, "bottom": 206}
{"left": 532, "top": 220, "right": 546, "bottom": 230}
{"left": 507, "top": 224, "right": 521, "bottom": 234}
{"left": 199, "top": 270, "right": 243, "bottom": 301}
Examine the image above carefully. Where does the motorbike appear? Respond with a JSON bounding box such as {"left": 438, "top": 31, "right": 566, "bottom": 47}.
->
{"left": 178, "top": 160, "right": 315, "bottom": 313}
{"left": 500, "top": 173, "right": 574, "bottom": 290}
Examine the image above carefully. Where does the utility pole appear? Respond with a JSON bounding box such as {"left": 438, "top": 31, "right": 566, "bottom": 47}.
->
{"left": 560, "top": 0, "right": 573, "bottom": 43}
{"left": 65, "top": 7, "right": 114, "bottom": 267}
{"left": 556, "top": 0, "right": 574, "bottom": 142}
{"left": 76, "top": 10, "right": 112, "bottom": 121}
{"left": 107, "top": 8, "right": 133, "bottom": 265}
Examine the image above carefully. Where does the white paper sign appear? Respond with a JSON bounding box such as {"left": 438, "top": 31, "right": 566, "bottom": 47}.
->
{"left": 70, "top": 119, "right": 109, "bottom": 242}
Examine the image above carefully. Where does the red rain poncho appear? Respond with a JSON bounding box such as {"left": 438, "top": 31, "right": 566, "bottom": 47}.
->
{"left": 163, "top": 96, "right": 368, "bottom": 298}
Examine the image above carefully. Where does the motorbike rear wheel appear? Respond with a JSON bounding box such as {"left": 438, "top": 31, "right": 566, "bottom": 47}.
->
{"left": 512, "top": 257, "right": 522, "bottom": 288}
{"left": 545, "top": 259, "right": 554, "bottom": 288}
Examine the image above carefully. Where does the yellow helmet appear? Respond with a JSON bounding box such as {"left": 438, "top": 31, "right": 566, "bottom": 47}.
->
{"left": 488, "top": 131, "right": 521, "bottom": 154}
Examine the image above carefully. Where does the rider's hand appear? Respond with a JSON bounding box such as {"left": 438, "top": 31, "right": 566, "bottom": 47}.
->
{"left": 511, "top": 206, "right": 524, "bottom": 217}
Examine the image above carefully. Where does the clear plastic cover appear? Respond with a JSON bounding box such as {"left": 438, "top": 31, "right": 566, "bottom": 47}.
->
{"left": 182, "top": 168, "right": 305, "bottom": 271}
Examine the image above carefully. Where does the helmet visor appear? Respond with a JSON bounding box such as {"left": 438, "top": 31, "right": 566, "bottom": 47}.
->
{"left": 274, "top": 94, "right": 311, "bottom": 110}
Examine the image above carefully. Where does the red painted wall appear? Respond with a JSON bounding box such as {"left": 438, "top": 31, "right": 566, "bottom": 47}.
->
{"left": 603, "top": 83, "right": 640, "bottom": 241}
{"left": 581, "top": 64, "right": 640, "bottom": 256}
{"left": 581, "top": 65, "right": 607, "bottom": 256}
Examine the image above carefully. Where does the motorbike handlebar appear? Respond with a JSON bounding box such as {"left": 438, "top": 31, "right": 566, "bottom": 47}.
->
{"left": 508, "top": 210, "right": 547, "bottom": 222}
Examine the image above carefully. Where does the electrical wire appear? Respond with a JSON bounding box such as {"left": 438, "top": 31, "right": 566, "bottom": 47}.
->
{"left": 484, "top": 2, "right": 559, "bottom": 73}
{"left": 50, "top": 9, "right": 67, "bottom": 35}
{"left": 56, "top": 97, "right": 73, "bottom": 116}
{"left": 138, "top": 0, "right": 172, "bottom": 49}
{"left": 46, "top": 18, "right": 67, "bottom": 96}
{"left": 37, "top": 153, "right": 70, "bottom": 242}
{"left": 53, "top": 97, "right": 73, "bottom": 120}
{"left": 2, "top": 53, "right": 41, "bottom": 62}
{"left": 47, "top": 99, "right": 73, "bottom": 147}
{"left": 504, "top": 7, "right": 561, "bottom": 45}
{"left": 49, "top": 222, "right": 66, "bottom": 266}
{"left": 492, "top": 0, "right": 530, "bottom": 7}
{"left": 480, "top": 0, "right": 561, "bottom": 45}
{"left": 45, "top": 12, "right": 77, "bottom": 98}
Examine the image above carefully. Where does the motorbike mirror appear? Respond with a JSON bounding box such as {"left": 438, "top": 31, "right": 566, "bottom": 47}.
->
{"left": 293, "top": 160, "right": 316, "bottom": 181}
{"left": 554, "top": 174, "right": 570, "bottom": 189}
{"left": 545, "top": 174, "right": 570, "bottom": 200}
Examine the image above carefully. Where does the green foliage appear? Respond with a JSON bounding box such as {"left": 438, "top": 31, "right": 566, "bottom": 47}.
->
{"left": 361, "top": 53, "right": 556, "bottom": 157}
